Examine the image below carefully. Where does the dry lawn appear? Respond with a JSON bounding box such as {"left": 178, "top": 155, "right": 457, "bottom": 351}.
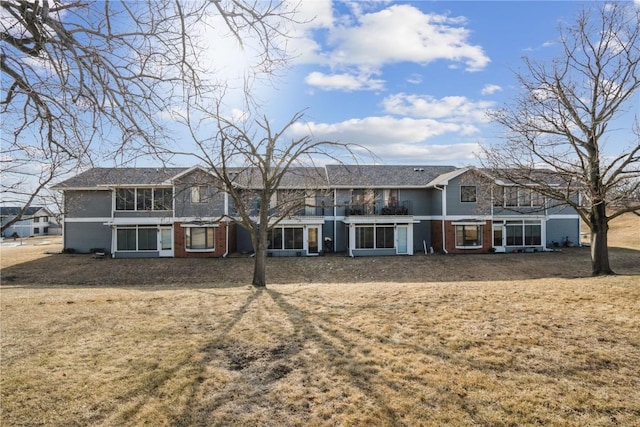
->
{"left": 1, "top": 215, "right": 639, "bottom": 426}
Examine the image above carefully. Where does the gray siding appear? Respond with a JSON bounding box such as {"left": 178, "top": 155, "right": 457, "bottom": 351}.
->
{"left": 445, "top": 175, "right": 491, "bottom": 216}
{"left": 413, "top": 221, "right": 431, "bottom": 252}
{"left": 174, "top": 171, "right": 226, "bottom": 218}
{"left": 322, "top": 221, "right": 336, "bottom": 252}
{"left": 546, "top": 218, "right": 580, "bottom": 247}
{"left": 427, "top": 189, "right": 443, "bottom": 215}
{"left": 114, "top": 251, "right": 160, "bottom": 259}
{"left": 65, "top": 190, "right": 112, "bottom": 218}
{"left": 400, "top": 189, "right": 428, "bottom": 215}
{"left": 64, "top": 222, "right": 111, "bottom": 253}
{"left": 236, "top": 226, "right": 254, "bottom": 253}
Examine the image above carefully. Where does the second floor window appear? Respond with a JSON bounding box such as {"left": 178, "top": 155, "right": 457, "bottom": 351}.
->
{"left": 460, "top": 186, "right": 477, "bottom": 202}
{"left": 115, "top": 188, "right": 173, "bottom": 211}
{"left": 191, "top": 185, "right": 208, "bottom": 203}
{"left": 496, "top": 186, "right": 544, "bottom": 208}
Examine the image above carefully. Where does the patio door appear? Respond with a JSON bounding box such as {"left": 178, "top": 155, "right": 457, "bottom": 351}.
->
{"left": 492, "top": 222, "right": 506, "bottom": 253}
{"left": 308, "top": 226, "right": 320, "bottom": 255}
{"left": 158, "top": 227, "right": 174, "bottom": 257}
{"left": 396, "top": 226, "right": 408, "bottom": 254}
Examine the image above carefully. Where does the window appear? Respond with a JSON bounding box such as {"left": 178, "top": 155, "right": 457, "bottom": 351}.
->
{"left": 524, "top": 222, "right": 542, "bottom": 245}
{"left": 505, "top": 222, "right": 523, "bottom": 245}
{"left": 460, "top": 186, "right": 477, "bottom": 202}
{"left": 154, "top": 188, "right": 173, "bottom": 210}
{"left": 284, "top": 228, "right": 303, "bottom": 249}
{"left": 455, "top": 225, "right": 482, "bottom": 248}
{"left": 268, "top": 227, "right": 303, "bottom": 250}
{"left": 191, "top": 185, "right": 208, "bottom": 203}
{"left": 504, "top": 187, "right": 518, "bottom": 207}
{"left": 496, "top": 186, "right": 544, "bottom": 208}
{"left": 34, "top": 227, "right": 40, "bottom": 234}
{"left": 117, "top": 228, "right": 137, "bottom": 250}
{"left": 137, "top": 189, "right": 153, "bottom": 211}
{"left": 116, "top": 227, "right": 158, "bottom": 251}
{"left": 270, "top": 228, "right": 283, "bottom": 249}
{"left": 137, "top": 228, "right": 158, "bottom": 250}
{"left": 355, "top": 226, "right": 374, "bottom": 249}
{"left": 115, "top": 188, "right": 173, "bottom": 211}
{"left": 376, "top": 226, "right": 395, "bottom": 248}
{"left": 355, "top": 225, "right": 395, "bottom": 249}
{"left": 531, "top": 191, "right": 544, "bottom": 207}
{"left": 505, "top": 220, "right": 541, "bottom": 246}
{"left": 493, "top": 187, "right": 504, "bottom": 207}
{"left": 116, "top": 188, "right": 135, "bottom": 210}
{"left": 185, "top": 227, "right": 215, "bottom": 251}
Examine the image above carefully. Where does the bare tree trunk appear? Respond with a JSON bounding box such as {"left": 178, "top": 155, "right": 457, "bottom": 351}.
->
{"left": 252, "top": 221, "right": 269, "bottom": 288}
{"left": 590, "top": 205, "right": 615, "bottom": 276}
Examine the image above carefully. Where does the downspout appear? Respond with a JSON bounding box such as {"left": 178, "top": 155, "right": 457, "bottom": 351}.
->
{"left": 222, "top": 191, "right": 229, "bottom": 258}
{"left": 434, "top": 185, "right": 448, "bottom": 254}
{"left": 110, "top": 188, "right": 116, "bottom": 258}
{"left": 333, "top": 188, "right": 337, "bottom": 254}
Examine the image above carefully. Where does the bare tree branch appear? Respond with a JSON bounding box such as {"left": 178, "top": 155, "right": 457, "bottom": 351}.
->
{"left": 481, "top": 2, "right": 640, "bottom": 275}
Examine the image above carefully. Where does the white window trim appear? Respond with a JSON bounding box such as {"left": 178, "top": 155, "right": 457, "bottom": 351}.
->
{"left": 114, "top": 225, "right": 159, "bottom": 252}
{"left": 114, "top": 187, "right": 174, "bottom": 212}
{"left": 184, "top": 225, "right": 217, "bottom": 252}
{"left": 454, "top": 224, "right": 483, "bottom": 249}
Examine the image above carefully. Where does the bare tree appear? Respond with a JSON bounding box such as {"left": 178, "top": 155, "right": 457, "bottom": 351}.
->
{"left": 174, "top": 103, "right": 360, "bottom": 287}
{"left": 1, "top": 0, "right": 295, "bottom": 230}
{"left": 481, "top": 2, "right": 640, "bottom": 275}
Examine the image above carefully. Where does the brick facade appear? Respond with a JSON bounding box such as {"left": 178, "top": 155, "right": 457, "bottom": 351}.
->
{"left": 443, "top": 220, "right": 492, "bottom": 254}
{"left": 174, "top": 221, "right": 236, "bottom": 258}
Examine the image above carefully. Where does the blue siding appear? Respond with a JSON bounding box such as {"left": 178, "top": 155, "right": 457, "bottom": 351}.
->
{"left": 546, "top": 218, "right": 580, "bottom": 247}
{"left": 64, "top": 222, "right": 111, "bottom": 253}
{"left": 65, "top": 191, "right": 112, "bottom": 218}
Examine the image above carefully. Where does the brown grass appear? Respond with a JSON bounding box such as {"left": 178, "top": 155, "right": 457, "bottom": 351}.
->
{"left": 1, "top": 215, "right": 639, "bottom": 426}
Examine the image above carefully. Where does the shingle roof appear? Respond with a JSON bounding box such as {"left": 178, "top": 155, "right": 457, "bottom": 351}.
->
{"left": 231, "top": 167, "right": 329, "bottom": 189}
{"left": 53, "top": 165, "right": 467, "bottom": 189}
{"left": 52, "top": 167, "right": 189, "bottom": 189}
{"left": 326, "top": 165, "right": 457, "bottom": 187}
{"left": 0, "top": 206, "right": 46, "bottom": 217}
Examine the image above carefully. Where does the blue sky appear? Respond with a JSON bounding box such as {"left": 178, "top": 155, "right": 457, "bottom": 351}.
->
{"left": 214, "top": 0, "right": 638, "bottom": 167}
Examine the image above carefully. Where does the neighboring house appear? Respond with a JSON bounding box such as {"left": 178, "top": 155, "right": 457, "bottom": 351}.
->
{"left": 0, "top": 206, "right": 60, "bottom": 238}
{"left": 51, "top": 165, "right": 581, "bottom": 258}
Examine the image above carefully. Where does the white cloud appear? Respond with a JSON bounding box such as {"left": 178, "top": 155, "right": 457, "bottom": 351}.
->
{"left": 304, "top": 71, "right": 384, "bottom": 91}
{"left": 323, "top": 4, "right": 490, "bottom": 72}
{"left": 371, "top": 142, "right": 481, "bottom": 163}
{"left": 406, "top": 74, "right": 423, "bottom": 85}
{"left": 291, "top": 116, "right": 464, "bottom": 146}
{"left": 382, "top": 93, "right": 493, "bottom": 123}
{"left": 481, "top": 84, "right": 502, "bottom": 95}
{"left": 288, "top": 116, "right": 481, "bottom": 163}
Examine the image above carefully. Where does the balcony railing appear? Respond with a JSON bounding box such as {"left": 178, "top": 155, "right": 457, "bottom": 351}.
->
{"left": 345, "top": 201, "right": 411, "bottom": 216}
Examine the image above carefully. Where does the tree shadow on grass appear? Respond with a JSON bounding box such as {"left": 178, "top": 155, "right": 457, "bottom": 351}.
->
{"left": 2, "top": 247, "right": 639, "bottom": 290}
{"left": 166, "top": 287, "right": 408, "bottom": 426}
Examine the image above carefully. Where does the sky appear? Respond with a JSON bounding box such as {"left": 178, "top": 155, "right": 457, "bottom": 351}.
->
{"left": 201, "top": 0, "right": 638, "bottom": 167}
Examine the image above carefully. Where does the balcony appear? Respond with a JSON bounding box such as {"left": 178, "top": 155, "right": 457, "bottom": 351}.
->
{"left": 345, "top": 201, "right": 412, "bottom": 216}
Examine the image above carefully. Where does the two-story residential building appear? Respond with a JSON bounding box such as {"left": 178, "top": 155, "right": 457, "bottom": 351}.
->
{"left": 426, "top": 168, "right": 581, "bottom": 254}
{"left": 52, "top": 167, "right": 235, "bottom": 258}
{"left": 52, "top": 165, "right": 581, "bottom": 258}
{"left": 1, "top": 206, "right": 59, "bottom": 238}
